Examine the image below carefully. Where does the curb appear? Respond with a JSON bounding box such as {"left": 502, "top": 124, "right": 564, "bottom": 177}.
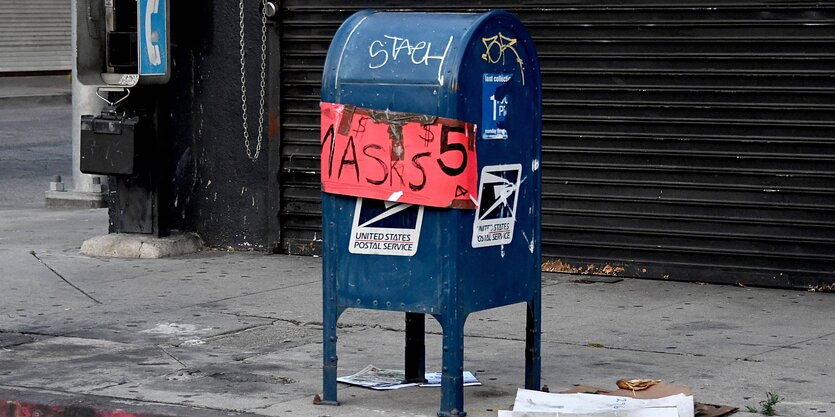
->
{"left": 1, "top": 399, "right": 158, "bottom": 417}
{"left": 0, "top": 93, "right": 72, "bottom": 106}
{"left": 45, "top": 190, "right": 108, "bottom": 209}
{"left": 0, "top": 387, "right": 256, "bottom": 417}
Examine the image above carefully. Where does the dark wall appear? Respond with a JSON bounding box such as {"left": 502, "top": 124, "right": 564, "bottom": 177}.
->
{"left": 160, "top": 0, "right": 277, "bottom": 250}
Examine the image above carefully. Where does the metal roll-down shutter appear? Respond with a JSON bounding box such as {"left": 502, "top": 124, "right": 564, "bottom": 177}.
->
{"left": 0, "top": 0, "right": 72, "bottom": 73}
{"left": 278, "top": 1, "right": 835, "bottom": 289}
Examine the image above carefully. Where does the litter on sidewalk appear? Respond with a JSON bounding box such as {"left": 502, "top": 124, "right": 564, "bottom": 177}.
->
{"left": 336, "top": 364, "right": 481, "bottom": 390}
{"left": 499, "top": 388, "right": 693, "bottom": 417}
{"left": 420, "top": 371, "right": 481, "bottom": 388}
{"left": 498, "top": 380, "right": 696, "bottom": 417}
{"left": 558, "top": 382, "right": 737, "bottom": 417}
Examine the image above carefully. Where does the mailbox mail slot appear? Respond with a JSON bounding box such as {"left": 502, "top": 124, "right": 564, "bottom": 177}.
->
{"left": 320, "top": 10, "right": 542, "bottom": 417}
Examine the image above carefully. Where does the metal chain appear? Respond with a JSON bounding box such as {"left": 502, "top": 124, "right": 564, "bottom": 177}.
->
{"left": 239, "top": 0, "right": 268, "bottom": 161}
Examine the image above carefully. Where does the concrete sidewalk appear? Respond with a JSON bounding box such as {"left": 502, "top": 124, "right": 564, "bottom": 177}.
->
{"left": 0, "top": 207, "right": 833, "bottom": 417}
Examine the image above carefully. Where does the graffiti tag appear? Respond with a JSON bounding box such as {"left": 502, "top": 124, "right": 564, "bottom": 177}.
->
{"left": 368, "top": 35, "right": 454, "bottom": 85}
{"left": 481, "top": 33, "right": 525, "bottom": 85}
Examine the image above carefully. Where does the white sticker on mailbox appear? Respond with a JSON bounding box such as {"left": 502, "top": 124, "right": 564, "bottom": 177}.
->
{"left": 349, "top": 198, "right": 424, "bottom": 256}
{"left": 472, "top": 164, "right": 522, "bottom": 248}
{"left": 482, "top": 73, "right": 512, "bottom": 140}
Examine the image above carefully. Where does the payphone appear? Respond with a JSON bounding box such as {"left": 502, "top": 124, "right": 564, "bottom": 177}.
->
{"left": 75, "top": 0, "right": 171, "bottom": 235}
{"left": 76, "top": 0, "right": 170, "bottom": 176}
{"left": 76, "top": 0, "right": 170, "bottom": 87}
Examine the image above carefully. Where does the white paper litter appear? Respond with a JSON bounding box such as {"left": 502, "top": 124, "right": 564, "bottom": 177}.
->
{"left": 497, "top": 388, "right": 694, "bottom": 417}
{"left": 336, "top": 364, "right": 481, "bottom": 390}
{"left": 420, "top": 371, "right": 481, "bottom": 387}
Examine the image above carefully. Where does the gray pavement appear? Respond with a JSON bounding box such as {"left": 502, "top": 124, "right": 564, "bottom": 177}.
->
{"left": 1, "top": 206, "right": 833, "bottom": 417}
{"left": 1, "top": 78, "right": 834, "bottom": 417}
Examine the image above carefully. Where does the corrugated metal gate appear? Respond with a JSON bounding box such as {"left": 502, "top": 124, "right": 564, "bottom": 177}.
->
{"left": 0, "top": 0, "right": 72, "bottom": 73}
{"left": 278, "top": 1, "right": 835, "bottom": 289}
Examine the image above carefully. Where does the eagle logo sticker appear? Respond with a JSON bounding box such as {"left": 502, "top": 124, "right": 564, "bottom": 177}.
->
{"left": 472, "top": 164, "right": 522, "bottom": 248}
{"left": 349, "top": 198, "right": 425, "bottom": 256}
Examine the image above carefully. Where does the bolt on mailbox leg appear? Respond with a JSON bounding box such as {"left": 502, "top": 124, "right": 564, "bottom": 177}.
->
{"left": 438, "top": 313, "right": 467, "bottom": 417}
{"left": 321, "top": 279, "right": 341, "bottom": 405}
{"left": 321, "top": 311, "right": 341, "bottom": 404}
{"left": 525, "top": 297, "right": 542, "bottom": 391}
{"left": 404, "top": 312, "right": 427, "bottom": 383}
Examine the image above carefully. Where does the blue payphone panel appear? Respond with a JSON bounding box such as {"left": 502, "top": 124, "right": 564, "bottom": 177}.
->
{"left": 138, "top": 0, "right": 168, "bottom": 77}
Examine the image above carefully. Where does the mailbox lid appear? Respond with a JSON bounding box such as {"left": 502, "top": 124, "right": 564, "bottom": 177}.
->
{"left": 322, "top": 10, "right": 499, "bottom": 117}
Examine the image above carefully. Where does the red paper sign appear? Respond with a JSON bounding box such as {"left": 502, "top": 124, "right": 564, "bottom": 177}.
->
{"left": 320, "top": 102, "right": 477, "bottom": 208}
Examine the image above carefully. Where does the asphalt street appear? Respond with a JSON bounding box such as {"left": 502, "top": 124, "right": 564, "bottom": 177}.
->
{"left": 0, "top": 101, "right": 72, "bottom": 208}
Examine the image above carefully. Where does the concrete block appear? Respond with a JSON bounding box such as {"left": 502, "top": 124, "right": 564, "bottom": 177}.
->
{"left": 81, "top": 232, "right": 203, "bottom": 259}
{"left": 45, "top": 191, "right": 107, "bottom": 209}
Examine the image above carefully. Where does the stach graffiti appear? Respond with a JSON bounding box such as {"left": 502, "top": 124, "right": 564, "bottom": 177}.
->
{"left": 320, "top": 102, "right": 478, "bottom": 208}
{"left": 0, "top": 400, "right": 158, "bottom": 417}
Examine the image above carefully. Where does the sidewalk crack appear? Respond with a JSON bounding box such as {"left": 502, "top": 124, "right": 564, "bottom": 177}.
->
{"left": 191, "top": 280, "right": 318, "bottom": 308}
{"left": 170, "top": 321, "right": 280, "bottom": 347}
{"left": 30, "top": 251, "right": 102, "bottom": 304}
{"left": 89, "top": 381, "right": 130, "bottom": 392}
{"left": 159, "top": 345, "right": 188, "bottom": 369}
{"left": 210, "top": 311, "right": 306, "bottom": 326}
{"left": 1, "top": 330, "right": 65, "bottom": 338}
{"left": 744, "top": 330, "right": 835, "bottom": 360}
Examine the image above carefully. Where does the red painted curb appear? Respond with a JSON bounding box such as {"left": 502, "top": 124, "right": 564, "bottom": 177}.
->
{"left": 0, "top": 400, "right": 156, "bottom": 417}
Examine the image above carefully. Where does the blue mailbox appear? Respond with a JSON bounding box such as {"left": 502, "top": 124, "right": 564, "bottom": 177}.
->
{"left": 320, "top": 10, "right": 541, "bottom": 417}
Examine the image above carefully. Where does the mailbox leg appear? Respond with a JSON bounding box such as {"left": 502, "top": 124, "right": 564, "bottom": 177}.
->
{"left": 405, "top": 312, "right": 427, "bottom": 383}
{"left": 321, "top": 302, "right": 342, "bottom": 406}
{"left": 438, "top": 313, "right": 467, "bottom": 417}
{"left": 525, "top": 297, "right": 542, "bottom": 391}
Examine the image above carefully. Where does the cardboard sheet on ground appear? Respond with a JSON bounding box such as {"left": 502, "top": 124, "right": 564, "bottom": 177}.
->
{"left": 337, "top": 364, "right": 480, "bottom": 390}
{"left": 562, "top": 383, "right": 693, "bottom": 399}
{"left": 499, "top": 388, "right": 694, "bottom": 417}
